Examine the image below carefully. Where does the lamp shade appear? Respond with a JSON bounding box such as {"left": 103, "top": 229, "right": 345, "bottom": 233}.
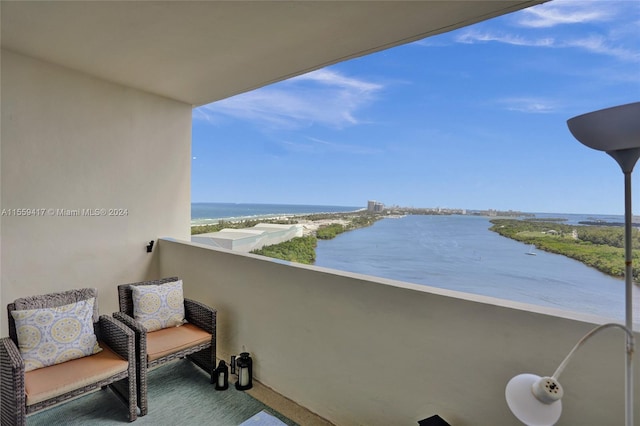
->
{"left": 506, "top": 374, "right": 562, "bottom": 426}
{"left": 567, "top": 102, "right": 640, "bottom": 152}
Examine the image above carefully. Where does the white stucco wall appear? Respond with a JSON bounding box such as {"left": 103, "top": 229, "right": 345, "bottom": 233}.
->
{"left": 0, "top": 50, "right": 192, "bottom": 334}
{"left": 159, "top": 238, "right": 639, "bottom": 426}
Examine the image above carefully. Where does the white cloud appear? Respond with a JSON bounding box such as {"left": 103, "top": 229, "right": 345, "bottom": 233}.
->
{"left": 196, "top": 69, "right": 383, "bottom": 129}
{"left": 455, "top": 22, "right": 639, "bottom": 62}
{"left": 456, "top": 31, "right": 554, "bottom": 47}
{"left": 456, "top": 29, "right": 639, "bottom": 62}
{"left": 565, "top": 34, "right": 640, "bottom": 61}
{"left": 292, "top": 69, "right": 381, "bottom": 93}
{"left": 518, "top": 0, "right": 614, "bottom": 28}
{"left": 497, "top": 97, "right": 560, "bottom": 114}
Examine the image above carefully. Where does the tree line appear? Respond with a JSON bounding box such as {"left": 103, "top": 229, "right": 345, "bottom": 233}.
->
{"left": 251, "top": 236, "right": 318, "bottom": 264}
{"left": 490, "top": 219, "right": 640, "bottom": 281}
{"left": 253, "top": 214, "right": 383, "bottom": 263}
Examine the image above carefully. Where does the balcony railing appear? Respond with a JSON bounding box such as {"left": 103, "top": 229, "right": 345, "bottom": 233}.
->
{"left": 157, "top": 237, "right": 640, "bottom": 425}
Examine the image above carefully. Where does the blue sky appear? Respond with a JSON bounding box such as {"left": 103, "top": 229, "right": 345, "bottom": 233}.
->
{"left": 192, "top": 0, "right": 640, "bottom": 215}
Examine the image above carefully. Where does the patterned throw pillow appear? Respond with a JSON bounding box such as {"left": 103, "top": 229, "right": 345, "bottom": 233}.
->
{"left": 11, "top": 297, "right": 102, "bottom": 372}
{"left": 131, "top": 280, "right": 185, "bottom": 332}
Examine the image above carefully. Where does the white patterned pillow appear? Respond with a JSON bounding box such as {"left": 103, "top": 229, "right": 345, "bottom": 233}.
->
{"left": 131, "top": 280, "right": 185, "bottom": 332}
{"left": 11, "top": 297, "right": 102, "bottom": 372}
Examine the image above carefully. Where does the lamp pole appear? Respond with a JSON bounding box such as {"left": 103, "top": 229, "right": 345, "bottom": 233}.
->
{"left": 606, "top": 149, "right": 640, "bottom": 332}
{"left": 604, "top": 148, "right": 639, "bottom": 426}
{"left": 567, "top": 102, "right": 640, "bottom": 426}
{"left": 624, "top": 168, "right": 633, "bottom": 426}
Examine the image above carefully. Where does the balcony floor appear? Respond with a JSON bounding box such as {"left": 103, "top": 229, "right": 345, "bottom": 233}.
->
{"left": 27, "top": 359, "right": 331, "bottom": 425}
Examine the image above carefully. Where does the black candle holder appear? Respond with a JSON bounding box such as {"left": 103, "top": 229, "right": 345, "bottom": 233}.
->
{"left": 214, "top": 360, "right": 228, "bottom": 390}
{"left": 234, "top": 352, "right": 253, "bottom": 391}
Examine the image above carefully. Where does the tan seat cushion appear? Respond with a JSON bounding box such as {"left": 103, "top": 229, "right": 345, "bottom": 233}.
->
{"left": 25, "top": 343, "right": 128, "bottom": 406}
{"left": 146, "top": 323, "right": 211, "bottom": 362}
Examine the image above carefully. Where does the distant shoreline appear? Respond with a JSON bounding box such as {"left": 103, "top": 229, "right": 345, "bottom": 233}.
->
{"left": 189, "top": 202, "right": 540, "bottom": 227}
{"left": 191, "top": 210, "right": 379, "bottom": 236}
{"left": 191, "top": 209, "right": 366, "bottom": 227}
{"left": 190, "top": 210, "right": 524, "bottom": 230}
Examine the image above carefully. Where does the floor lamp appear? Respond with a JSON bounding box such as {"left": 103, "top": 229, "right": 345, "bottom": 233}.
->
{"left": 505, "top": 102, "right": 639, "bottom": 426}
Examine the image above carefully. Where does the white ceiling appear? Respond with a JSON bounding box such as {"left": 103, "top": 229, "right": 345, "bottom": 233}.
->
{"left": 1, "top": 1, "right": 546, "bottom": 106}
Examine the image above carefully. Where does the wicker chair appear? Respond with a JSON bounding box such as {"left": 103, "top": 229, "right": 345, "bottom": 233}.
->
{"left": 113, "top": 277, "right": 216, "bottom": 416}
{"left": 0, "top": 288, "right": 137, "bottom": 425}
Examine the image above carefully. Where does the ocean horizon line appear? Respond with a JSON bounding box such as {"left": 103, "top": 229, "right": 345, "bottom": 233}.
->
{"left": 191, "top": 202, "right": 364, "bottom": 225}
{"left": 189, "top": 202, "right": 630, "bottom": 228}
{"left": 192, "top": 201, "right": 360, "bottom": 207}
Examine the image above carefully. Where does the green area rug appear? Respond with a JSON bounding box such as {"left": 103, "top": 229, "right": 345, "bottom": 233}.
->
{"left": 28, "top": 359, "right": 297, "bottom": 426}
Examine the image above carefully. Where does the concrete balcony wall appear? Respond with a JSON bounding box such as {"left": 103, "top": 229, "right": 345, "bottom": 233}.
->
{"left": 159, "top": 237, "right": 639, "bottom": 426}
{"left": 0, "top": 50, "right": 192, "bottom": 334}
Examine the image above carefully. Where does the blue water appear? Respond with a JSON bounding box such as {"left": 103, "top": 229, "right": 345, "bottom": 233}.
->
{"left": 190, "top": 204, "right": 639, "bottom": 322}
{"left": 191, "top": 202, "right": 361, "bottom": 225}
{"left": 314, "top": 214, "right": 640, "bottom": 322}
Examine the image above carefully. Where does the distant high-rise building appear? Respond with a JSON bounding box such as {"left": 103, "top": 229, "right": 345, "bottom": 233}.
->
{"left": 367, "top": 200, "right": 384, "bottom": 212}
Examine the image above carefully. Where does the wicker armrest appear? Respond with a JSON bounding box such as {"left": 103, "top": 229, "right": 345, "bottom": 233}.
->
{"left": 184, "top": 298, "right": 216, "bottom": 334}
{"left": 0, "top": 337, "right": 26, "bottom": 425}
{"left": 112, "top": 312, "right": 147, "bottom": 359}
{"left": 0, "top": 337, "right": 24, "bottom": 373}
{"left": 98, "top": 315, "right": 135, "bottom": 361}
{"left": 111, "top": 312, "right": 148, "bottom": 417}
{"left": 112, "top": 312, "right": 145, "bottom": 335}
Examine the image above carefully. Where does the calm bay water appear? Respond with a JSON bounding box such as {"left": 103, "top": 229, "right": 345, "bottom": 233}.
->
{"left": 191, "top": 204, "right": 639, "bottom": 322}
{"left": 315, "top": 214, "right": 640, "bottom": 322}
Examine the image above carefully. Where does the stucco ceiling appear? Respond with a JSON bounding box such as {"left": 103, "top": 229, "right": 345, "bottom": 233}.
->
{"left": 1, "top": 1, "right": 546, "bottom": 106}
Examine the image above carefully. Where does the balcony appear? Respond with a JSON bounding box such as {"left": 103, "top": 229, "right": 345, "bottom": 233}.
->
{"left": 2, "top": 1, "right": 638, "bottom": 425}
{"left": 19, "top": 237, "right": 639, "bottom": 425}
